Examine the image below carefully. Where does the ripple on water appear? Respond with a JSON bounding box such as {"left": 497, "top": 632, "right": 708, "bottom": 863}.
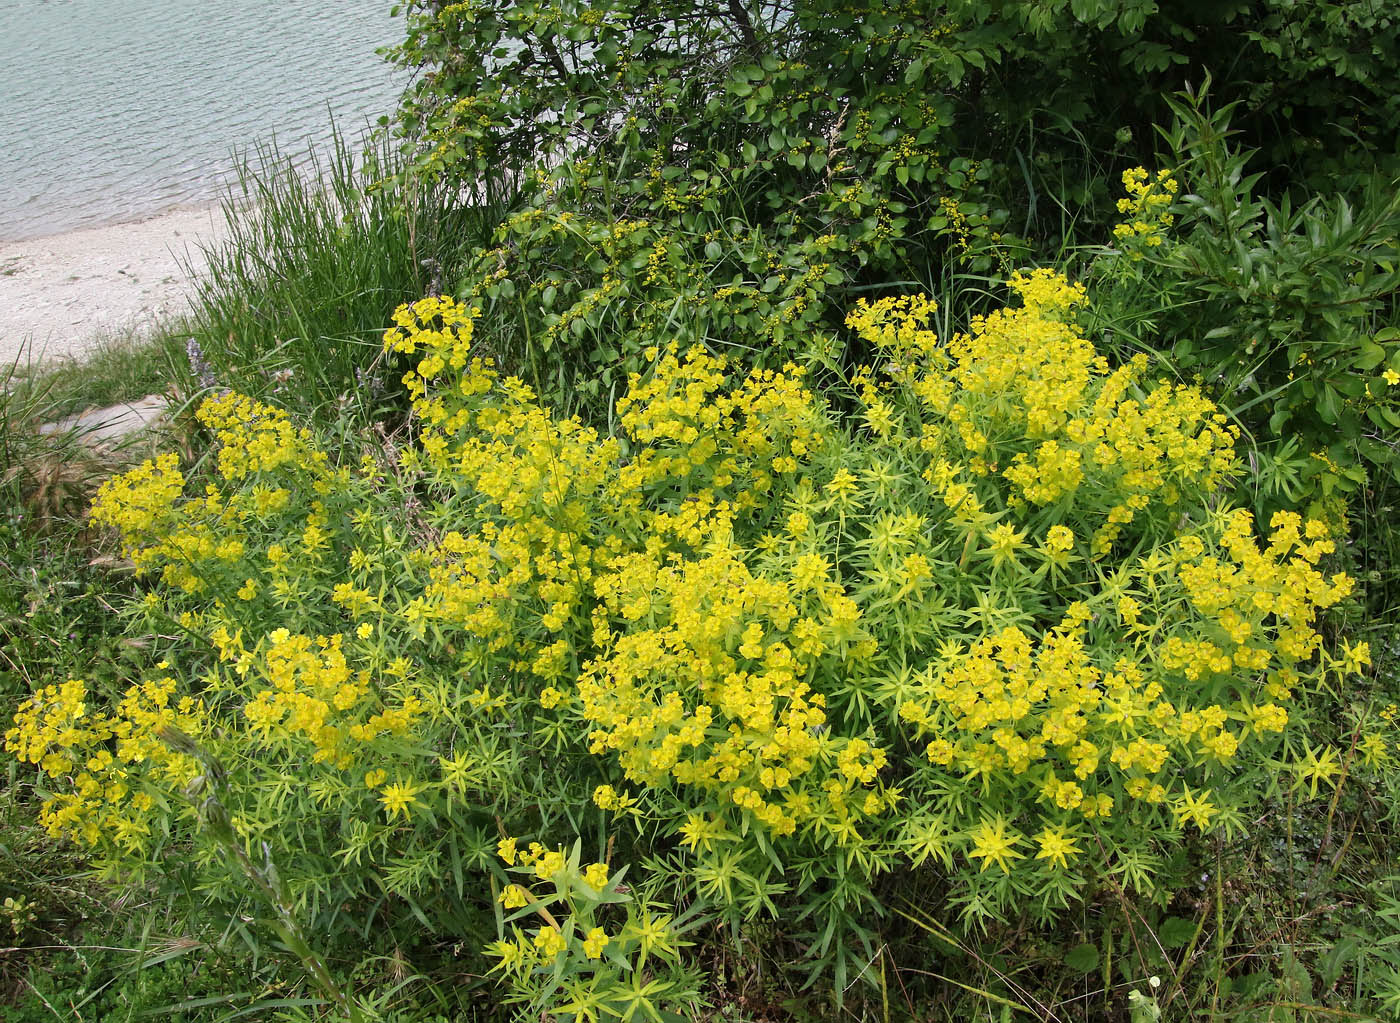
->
{"left": 0, "top": 0, "right": 408, "bottom": 242}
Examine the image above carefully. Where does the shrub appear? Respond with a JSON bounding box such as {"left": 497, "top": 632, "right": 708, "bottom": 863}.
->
{"left": 383, "top": 0, "right": 1400, "bottom": 416}
{"left": 1086, "top": 88, "right": 1400, "bottom": 525}
{"left": 4, "top": 273, "right": 1371, "bottom": 1006}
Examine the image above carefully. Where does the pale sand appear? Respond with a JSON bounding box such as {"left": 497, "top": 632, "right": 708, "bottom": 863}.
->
{"left": 0, "top": 205, "right": 231, "bottom": 367}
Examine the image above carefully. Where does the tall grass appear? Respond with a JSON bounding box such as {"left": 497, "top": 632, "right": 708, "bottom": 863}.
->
{"left": 176, "top": 127, "right": 501, "bottom": 420}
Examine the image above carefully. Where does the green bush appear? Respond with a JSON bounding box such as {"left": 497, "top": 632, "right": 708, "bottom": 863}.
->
{"left": 7, "top": 5, "right": 1400, "bottom": 1016}
{"left": 383, "top": 0, "right": 1400, "bottom": 416}
{"left": 6, "top": 274, "right": 1386, "bottom": 1013}
{"left": 1085, "top": 85, "right": 1400, "bottom": 529}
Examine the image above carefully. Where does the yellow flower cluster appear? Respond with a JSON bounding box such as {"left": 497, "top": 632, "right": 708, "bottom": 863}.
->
{"left": 592, "top": 784, "right": 637, "bottom": 812}
{"left": 242, "top": 630, "right": 420, "bottom": 770}
{"left": 88, "top": 453, "right": 184, "bottom": 553}
{"left": 897, "top": 501, "right": 1351, "bottom": 868}
{"left": 582, "top": 539, "right": 895, "bottom": 841}
{"left": 31, "top": 271, "right": 1363, "bottom": 931}
{"left": 197, "top": 391, "right": 331, "bottom": 483}
{"left": 847, "top": 270, "right": 1239, "bottom": 556}
{"left": 486, "top": 831, "right": 691, "bottom": 1011}
{"left": 382, "top": 293, "right": 482, "bottom": 404}
{"left": 616, "top": 343, "right": 828, "bottom": 511}
{"left": 4, "top": 676, "right": 205, "bottom": 851}
{"left": 90, "top": 391, "right": 339, "bottom": 593}
{"left": 1113, "top": 166, "right": 1178, "bottom": 251}
{"left": 378, "top": 295, "right": 888, "bottom": 845}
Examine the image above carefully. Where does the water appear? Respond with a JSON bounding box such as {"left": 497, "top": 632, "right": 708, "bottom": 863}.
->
{"left": 0, "top": 0, "right": 407, "bottom": 242}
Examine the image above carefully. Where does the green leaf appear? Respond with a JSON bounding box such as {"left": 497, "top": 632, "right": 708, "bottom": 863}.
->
{"left": 1318, "top": 384, "right": 1340, "bottom": 424}
{"left": 1158, "top": 916, "right": 1196, "bottom": 950}
{"left": 1065, "top": 943, "right": 1100, "bottom": 973}
{"left": 1355, "top": 340, "right": 1387, "bottom": 370}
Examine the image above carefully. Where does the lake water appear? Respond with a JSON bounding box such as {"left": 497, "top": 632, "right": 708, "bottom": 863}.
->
{"left": 0, "top": 0, "right": 407, "bottom": 242}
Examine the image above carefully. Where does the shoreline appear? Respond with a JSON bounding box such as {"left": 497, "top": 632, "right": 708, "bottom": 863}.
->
{"left": 0, "top": 198, "right": 230, "bottom": 247}
{"left": 0, "top": 203, "right": 232, "bottom": 367}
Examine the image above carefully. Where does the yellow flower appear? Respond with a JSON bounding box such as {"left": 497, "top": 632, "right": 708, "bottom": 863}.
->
{"left": 533, "top": 926, "right": 566, "bottom": 957}
{"left": 1051, "top": 780, "right": 1084, "bottom": 810}
{"left": 1044, "top": 525, "right": 1074, "bottom": 555}
{"left": 925, "top": 738, "right": 955, "bottom": 765}
{"left": 1202, "top": 730, "right": 1238, "bottom": 760}
{"left": 1383, "top": 368, "right": 1400, "bottom": 385}
{"left": 532, "top": 848, "right": 566, "bottom": 880}
{"left": 582, "top": 926, "right": 609, "bottom": 959}
{"left": 363, "top": 769, "right": 387, "bottom": 789}
{"left": 1246, "top": 702, "right": 1288, "bottom": 733}
{"left": 1034, "top": 824, "right": 1081, "bottom": 869}
{"left": 984, "top": 523, "right": 1027, "bottom": 567}
{"left": 592, "top": 784, "right": 634, "bottom": 811}
{"left": 356, "top": 622, "right": 373, "bottom": 639}
{"left": 379, "top": 780, "right": 424, "bottom": 819}
{"left": 1338, "top": 640, "right": 1371, "bottom": 676}
{"left": 584, "top": 862, "right": 610, "bottom": 890}
{"left": 967, "top": 816, "right": 1024, "bottom": 873}
{"left": 498, "top": 884, "right": 528, "bottom": 909}
{"left": 497, "top": 836, "right": 517, "bottom": 865}
{"left": 678, "top": 813, "right": 731, "bottom": 851}
{"left": 826, "top": 467, "right": 859, "bottom": 502}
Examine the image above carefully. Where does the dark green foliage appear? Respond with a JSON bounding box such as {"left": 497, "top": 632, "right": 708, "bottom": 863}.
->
{"left": 1085, "top": 86, "right": 1400, "bottom": 554}
{"left": 387, "top": 0, "right": 1033, "bottom": 409}
{"left": 385, "top": 0, "right": 1400, "bottom": 415}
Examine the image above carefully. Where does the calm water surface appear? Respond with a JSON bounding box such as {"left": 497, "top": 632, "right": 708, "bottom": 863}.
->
{"left": 0, "top": 0, "right": 407, "bottom": 241}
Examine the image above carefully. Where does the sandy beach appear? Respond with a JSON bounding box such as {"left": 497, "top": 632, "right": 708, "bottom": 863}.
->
{"left": 0, "top": 205, "right": 230, "bottom": 366}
